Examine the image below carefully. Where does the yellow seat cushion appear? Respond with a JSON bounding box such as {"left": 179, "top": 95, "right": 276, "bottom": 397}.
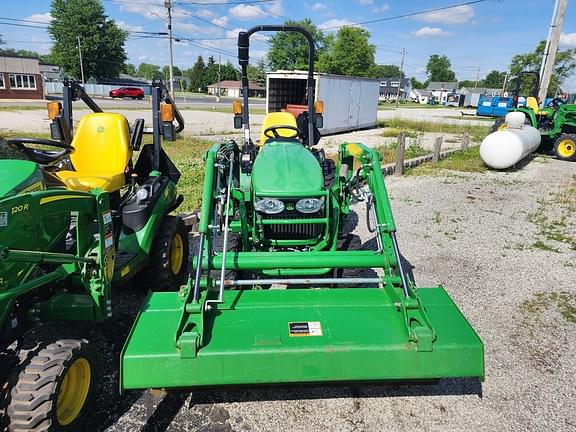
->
{"left": 56, "top": 112, "right": 132, "bottom": 192}
{"left": 259, "top": 112, "right": 298, "bottom": 145}
{"left": 526, "top": 96, "right": 548, "bottom": 116}
{"left": 56, "top": 170, "right": 127, "bottom": 192}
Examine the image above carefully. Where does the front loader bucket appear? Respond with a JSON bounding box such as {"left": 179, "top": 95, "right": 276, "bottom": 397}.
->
{"left": 121, "top": 287, "right": 483, "bottom": 390}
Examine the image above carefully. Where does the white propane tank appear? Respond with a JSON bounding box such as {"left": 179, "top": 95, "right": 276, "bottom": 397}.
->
{"left": 480, "top": 112, "right": 541, "bottom": 169}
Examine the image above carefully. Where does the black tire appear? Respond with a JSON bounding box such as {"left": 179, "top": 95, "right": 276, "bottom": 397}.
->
{"left": 333, "top": 234, "right": 378, "bottom": 287}
{"left": 6, "top": 339, "right": 97, "bottom": 432}
{"left": 212, "top": 232, "right": 242, "bottom": 282}
{"left": 322, "top": 158, "right": 336, "bottom": 189}
{"left": 134, "top": 216, "right": 189, "bottom": 291}
{"left": 491, "top": 117, "right": 506, "bottom": 133}
{"left": 553, "top": 133, "right": 576, "bottom": 161}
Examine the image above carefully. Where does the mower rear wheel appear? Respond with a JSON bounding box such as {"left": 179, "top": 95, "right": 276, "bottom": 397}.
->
{"left": 553, "top": 134, "right": 576, "bottom": 161}
{"left": 135, "top": 216, "right": 189, "bottom": 291}
{"left": 6, "top": 339, "right": 97, "bottom": 432}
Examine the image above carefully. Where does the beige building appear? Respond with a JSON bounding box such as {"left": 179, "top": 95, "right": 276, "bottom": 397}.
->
{"left": 0, "top": 55, "right": 44, "bottom": 99}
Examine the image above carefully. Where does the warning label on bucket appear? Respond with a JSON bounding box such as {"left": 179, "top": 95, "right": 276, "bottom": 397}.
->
{"left": 289, "top": 321, "right": 323, "bottom": 337}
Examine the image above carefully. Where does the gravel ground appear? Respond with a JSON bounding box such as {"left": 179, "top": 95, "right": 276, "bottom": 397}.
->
{"left": 70, "top": 156, "right": 575, "bottom": 432}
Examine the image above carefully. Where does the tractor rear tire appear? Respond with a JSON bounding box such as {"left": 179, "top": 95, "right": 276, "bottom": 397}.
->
{"left": 322, "top": 158, "right": 336, "bottom": 188}
{"left": 135, "top": 216, "right": 189, "bottom": 292}
{"left": 6, "top": 339, "right": 97, "bottom": 432}
{"left": 553, "top": 134, "right": 576, "bottom": 161}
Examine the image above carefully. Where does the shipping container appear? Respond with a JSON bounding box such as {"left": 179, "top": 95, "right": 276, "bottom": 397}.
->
{"left": 266, "top": 71, "right": 380, "bottom": 135}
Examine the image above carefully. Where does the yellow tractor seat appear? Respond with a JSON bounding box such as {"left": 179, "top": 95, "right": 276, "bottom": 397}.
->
{"left": 259, "top": 111, "right": 298, "bottom": 145}
{"left": 56, "top": 113, "right": 132, "bottom": 192}
{"left": 526, "top": 97, "right": 548, "bottom": 116}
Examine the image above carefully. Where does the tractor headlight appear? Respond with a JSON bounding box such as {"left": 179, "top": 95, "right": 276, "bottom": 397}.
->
{"left": 296, "top": 197, "right": 324, "bottom": 214}
{"left": 255, "top": 198, "right": 285, "bottom": 214}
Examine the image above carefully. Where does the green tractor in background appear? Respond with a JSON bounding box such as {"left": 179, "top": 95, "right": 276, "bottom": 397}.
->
{"left": 492, "top": 71, "right": 576, "bottom": 161}
{"left": 0, "top": 80, "right": 188, "bottom": 431}
{"left": 121, "top": 25, "right": 484, "bottom": 393}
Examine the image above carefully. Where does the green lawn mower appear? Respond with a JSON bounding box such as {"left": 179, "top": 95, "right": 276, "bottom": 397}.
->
{"left": 493, "top": 71, "right": 576, "bottom": 161}
{"left": 0, "top": 80, "right": 188, "bottom": 431}
{"left": 121, "top": 25, "right": 484, "bottom": 392}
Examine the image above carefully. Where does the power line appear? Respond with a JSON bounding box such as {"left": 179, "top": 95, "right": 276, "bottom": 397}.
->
{"left": 0, "top": 21, "right": 48, "bottom": 29}
{"left": 0, "top": 16, "right": 50, "bottom": 25}
{"left": 176, "top": 0, "right": 275, "bottom": 4}
{"left": 322, "top": 0, "right": 489, "bottom": 30}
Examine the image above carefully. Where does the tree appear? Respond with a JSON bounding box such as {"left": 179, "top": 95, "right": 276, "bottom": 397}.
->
{"left": 426, "top": 54, "right": 456, "bottom": 82}
{"left": 186, "top": 55, "right": 206, "bottom": 92}
{"left": 458, "top": 80, "right": 476, "bottom": 88}
{"left": 509, "top": 40, "right": 576, "bottom": 97}
{"left": 410, "top": 77, "right": 425, "bottom": 89}
{"left": 49, "top": 0, "right": 128, "bottom": 79}
{"left": 368, "top": 64, "right": 403, "bottom": 79}
{"left": 483, "top": 70, "right": 506, "bottom": 88}
{"left": 324, "top": 27, "right": 375, "bottom": 77}
{"left": 137, "top": 63, "right": 162, "bottom": 80}
{"left": 248, "top": 57, "right": 267, "bottom": 87}
{"left": 268, "top": 19, "right": 329, "bottom": 71}
{"left": 121, "top": 63, "right": 137, "bottom": 76}
{"left": 162, "top": 65, "right": 182, "bottom": 78}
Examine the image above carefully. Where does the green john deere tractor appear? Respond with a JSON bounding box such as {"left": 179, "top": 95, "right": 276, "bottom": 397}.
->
{"left": 0, "top": 80, "right": 188, "bottom": 431}
{"left": 121, "top": 25, "right": 484, "bottom": 392}
{"left": 492, "top": 71, "right": 576, "bottom": 161}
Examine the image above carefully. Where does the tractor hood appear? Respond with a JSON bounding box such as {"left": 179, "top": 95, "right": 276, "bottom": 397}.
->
{"left": 251, "top": 141, "right": 323, "bottom": 196}
{"left": 0, "top": 160, "right": 45, "bottom": 198}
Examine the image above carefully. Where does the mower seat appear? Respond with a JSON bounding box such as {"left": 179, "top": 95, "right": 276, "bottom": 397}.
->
{"left": 56, "top": 113, "right": 132, "bottom": 193}
{"left": 259, "top": 112, "right": 298, "bottom": 145}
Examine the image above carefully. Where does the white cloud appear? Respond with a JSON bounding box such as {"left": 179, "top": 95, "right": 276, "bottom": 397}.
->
{"left": 318, "top": 19, "right": 358, "bottom": 31}
{"left": 173, "top": 21, "right": 201, "bottom": 34}
{"left": 560, "top": 32, "right": 576, "bottom": 48}
{"left": 196, "top": 9, "right": 217, "bottom": 18}
{"left": 410, "top": 27, "right": 454, "bottom": 38}
{"left": 26, "top": 13, "right": 52, "bottom": 24}
{"left": 229, "top": 4, "right": 267, "bottom": 20}
{"left": 372, "top": 4, "right": 389, "bottom": 13}
{"left": 308, "top": 2, "right": 327, "bottom": 12}
{"left": 359, "top": 0, "right": 373, "bottom": 5}
{"left": 212, "top": 16, "right": 229, "bottom": 27}
{"left": 117, "top": 21, "right": 144, "bottom": 33}
{"left": 418, "top": 5, "right": 474, "bottom": 24}
{"left": 265, "top": 0, "right": 284, "bottom": 16}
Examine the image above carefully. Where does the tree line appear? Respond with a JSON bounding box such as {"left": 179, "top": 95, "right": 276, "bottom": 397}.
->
{"left": 1, "top": 0, "right": 574, "bottom": 97}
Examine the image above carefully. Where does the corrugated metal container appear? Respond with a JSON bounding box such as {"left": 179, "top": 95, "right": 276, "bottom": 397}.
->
{"left": 266, "top": 71, "right": 380, "bottom": 135}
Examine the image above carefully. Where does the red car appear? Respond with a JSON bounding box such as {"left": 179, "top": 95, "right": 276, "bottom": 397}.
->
{"left": 109, "top": 87, "right": 145, "bottom": 99}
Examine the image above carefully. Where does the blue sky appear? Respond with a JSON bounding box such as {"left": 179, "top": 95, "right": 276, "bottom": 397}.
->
{"left": 2, "top": 0, "right": 576, "bottom": 89}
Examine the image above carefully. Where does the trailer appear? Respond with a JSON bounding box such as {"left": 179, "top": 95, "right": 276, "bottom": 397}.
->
{"left": 476, "top": 94, "right": 515, "bottom": 117}
{"left": 266, "top": 71, "right": 379, "bottom": 135}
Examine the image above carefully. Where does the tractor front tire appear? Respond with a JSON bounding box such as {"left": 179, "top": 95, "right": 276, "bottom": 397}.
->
{"left": 6, "top": 339, "right": 97, "bottom": 432}
{"left": 136, "top": 216, "right": 189, "bottom": 291}
{"left": 334, "top": 234, "right": 378, "bottom": 287}
{"left": 553, "top": 134, "right": 576, "bottom": 161}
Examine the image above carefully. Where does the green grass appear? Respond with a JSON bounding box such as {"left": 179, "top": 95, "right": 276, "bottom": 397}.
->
{"left": 377, "top": 118, "right": 490, "bottom": 143}
{"left": 521, "top": 291, "right": 576, "bottom": 324}
{"left": 376, "top": 141, "right": 428, "bottom": 164}
{"left": 527, "top": 175, "right": 576, "bottom": 253}
{"left": 406, "top": 146, "right": 486, "bottom": 176}
{"left": 0, "top": 105, "right": 46, "bottom": 111}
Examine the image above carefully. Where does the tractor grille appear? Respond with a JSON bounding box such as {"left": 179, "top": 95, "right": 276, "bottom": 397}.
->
{"left": 261, "top": 206, "right": 323, "bottom": 240}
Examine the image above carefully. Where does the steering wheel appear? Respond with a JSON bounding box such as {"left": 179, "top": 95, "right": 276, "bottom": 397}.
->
{"left": 263, "top": 125, "right": 300, "bottom": 140}
{"left": 546, "top": 97, "right": 565, "bottom": 108}
{"left": 6, "top": 137, "right": 73, "bottom": 165}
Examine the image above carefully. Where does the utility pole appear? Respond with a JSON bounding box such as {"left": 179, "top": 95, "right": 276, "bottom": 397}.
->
{"left": 76, "top": 35, "right": 85, "bottom": 85}
{"left": 165, "top": 0, "right": 174, "bottom": 96}
{"left": 395, "top": 48, "right": 406, "bottom": 108}
{"left": 538, "top": 0, "right": 568, "bottom": 103}
{"left": 474, "top": 67, "right": 480, "bottom": 88}
{"left": 216, "top": 54, "right": 221, "bottom": 102}
{"left": 501, "top": 72, "right": 509, "bottom": 95}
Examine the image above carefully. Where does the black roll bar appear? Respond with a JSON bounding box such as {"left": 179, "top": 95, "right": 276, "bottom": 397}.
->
{"left": 238, "top": 25, "right": 316, "bottom": 147}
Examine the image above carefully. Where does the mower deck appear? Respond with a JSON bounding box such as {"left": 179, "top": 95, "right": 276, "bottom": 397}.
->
{"left": 121, "top": 287, "right": 483, "bottom": 389}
